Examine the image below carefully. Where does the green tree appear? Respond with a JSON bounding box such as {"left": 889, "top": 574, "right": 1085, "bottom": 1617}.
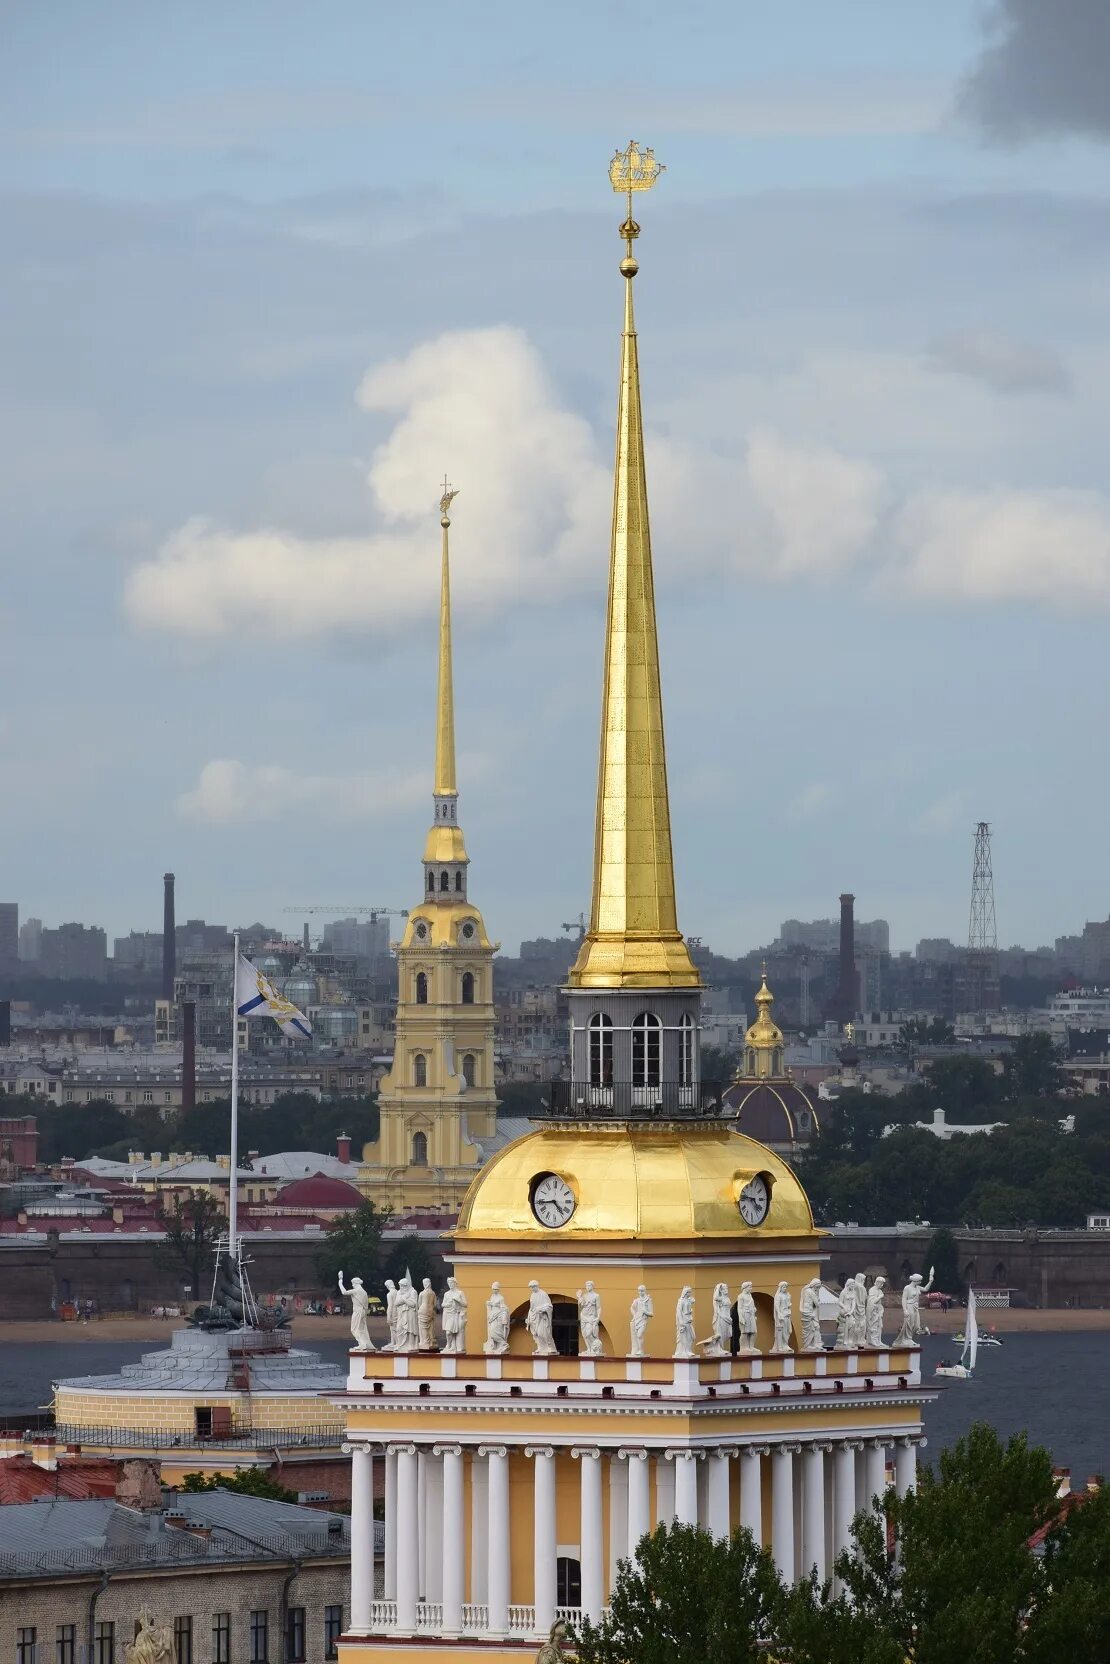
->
{"left": 1024, "top": 1484, "right": 1110, "bottom": 1663}
{"left": 315, "top": 1200, "right": 392, "bottom": 1293}
{"left": 916, "top": 1054, "right": 1000, "bottom": 1121}
{"left": 572, "top": 1521, "right": 783, "bottom": 1664}
{"left": 927, "top": 1226, "right": 962, "bottom": 1295}
{"left": 1000, "top": 1033, "right": 1062, "bottom": 1102}
{"left": 384, "top": 1231, "right": 443, "bottom": 1295}
{"left": 155, "top": 1192, "right": 227, "bottom": 1300}
{"left": 180, "top": 1467, "right": 297, "bottom": 1503}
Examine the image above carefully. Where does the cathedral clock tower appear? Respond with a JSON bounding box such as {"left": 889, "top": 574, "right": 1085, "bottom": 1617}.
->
{"left": 358, "top": 487, "right": 499, "bottom": 1213}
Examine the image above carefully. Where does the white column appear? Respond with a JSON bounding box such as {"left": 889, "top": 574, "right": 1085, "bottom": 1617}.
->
{"left": 654, "top": 1452, "right": 675, "bottom": 1524}
{"left": 771, "top": 1445, "right": 797, "bottom": 1583}
{"left": 801, "top": 1443, "right": 829, "bottom": 1582}
{"left": 895, "top": 1436, "right": 919, "bottom": 1498}
{"left": 346, "top": 1443, "right": 374, "bottom": 1633}
{"left": 470, "top": 1447, "right": 488, "bottom": 1602}
{"left": 671, "top": 1450, "right": 699, "bottom": 1526}
{"left": 624, "top": 1449, "right": 651, "bottom": 1561}
{"left": 484, "top": 1445, "right": 510, "bottom": 1636}
{"left": 608, "top": 1449, "right": 628, "bottom": 1588}
{"left": 833, "top": 1440, "right": 860, "bottom": 1562}
{"left": 384, "top": 1447, "right": 398, "bottom": 1600}
{"left": 394, "top": 1444, "right": 419, "bottom": 1633}
{"left": 529, "top": 1446, "right": 557, "bottom": 1637}
{"left": 425, "top": 1450, "right": 443, "bottom": 1603}
{"left": 708, "top": 1450, "right": 732, "bottom": 1540}
{"left": 417, "top": 1448, "right": 428, "bottom": 1600}
{"left": 864, "top": 1440, "right": 888, "bottom": 1509}
{"left": 576, "top": 1448, "right": 604, "bottom": 1624}
{"left": 438, "top": 1445, "right": 465, "bottom": 1635}
{"left": 738, "top": 1445, "right": 765, "bottom": 1545}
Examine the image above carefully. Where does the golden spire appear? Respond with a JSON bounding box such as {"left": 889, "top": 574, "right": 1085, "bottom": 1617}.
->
{"left": 435, "top": 478, "right": 459, "bottom": 798}
{"left": 570, "top": 144, "right": 700, "bottom": 991}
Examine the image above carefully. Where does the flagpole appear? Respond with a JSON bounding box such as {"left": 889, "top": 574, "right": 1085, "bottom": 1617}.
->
{"left": 229, "top": 930, "right": 240, "bottom": 1273}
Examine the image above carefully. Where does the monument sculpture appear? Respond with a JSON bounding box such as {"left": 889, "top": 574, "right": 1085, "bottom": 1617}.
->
{"left": 526, "top": 1280, "right": 556, "bottom": 1355}
{"left": 705, "top": 1281, "right": 732, "bottom": 1356}
{"left": 674, "top": 1286, "right": 696, "bottom": 1358}
{"left": 125, "top": 1610, "right": 174, "bottom": 1664}
{"left": 484, "top": 1281, "right": 510, "bottom": 1354}
{"left": 577, "top": 1281, "right": 603, "bottom": 1356}
{"left": 866, "top": 1275, "right": 887, "bottom": 1347}
{"left": 736, "top": 1280, "right": 759, "bottom": 1353}
{"left": 441, "top": 1276, "right": 468, "bottom": 1354}
{"left": 895, "top": 1267, "right": 935, "bottom": 1345}
{"left": 835, "top": 1278, "right": 855, "bottom": 1348}
{"left": 383, "top": 1278, "right": 400, "bottom": 1351}
{"left": 772, "top": 1280, "right": 793, "bottom": 1353}
{"left": 629, "top": 1284, "right": 653, "bottom": 1357}
{"left": 846, "top": 1274, "right": 869, "bottom": 1349}
{"left": 799, "top": 1276, "right": 823, "bottom": 1352}
{"left": 337, "top": 1271, "right": 374, "bottom": 1351}
{"left": 534, "top": 1620, "right": 570, "bottom": 1664}
{"left": 417, "top": 1277, "right": 438, "bottom": 1351}
{"left": 396, "top": 1274, "right": 420, "bottom": 1352}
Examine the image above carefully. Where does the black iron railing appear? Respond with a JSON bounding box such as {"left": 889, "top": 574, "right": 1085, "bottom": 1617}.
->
{"left": 541, "top": 1079, "right": 727, "bottom": 1121}
{"left": 49, "top": 1421, "right": 342, "bottom": 1450}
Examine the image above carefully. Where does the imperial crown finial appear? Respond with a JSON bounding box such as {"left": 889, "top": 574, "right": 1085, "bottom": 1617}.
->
{"left": 609, "top": 140, "right": 665, "bottom": 194}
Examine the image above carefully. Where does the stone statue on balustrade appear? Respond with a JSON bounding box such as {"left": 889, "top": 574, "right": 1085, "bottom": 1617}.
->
{"left": 126, "top": 1608, "right": 174, "bottom": 1664}
{"left": 526, "top": 1280, "right": 556, "bottom": 1355}
{"left": 772, "top": 1280, "right": 793, "bottom": 1353}
{"left": 417, "top": 1278, "right": 438, "bottom": 1351}
{"left": 441, "top": 1276, "right": 468, "bottom": 1354}
{"left": 866, "top": 1275, "right": 887, "bottom": 1347}
{"left": 835, "top": 1277, "right": 857, "bottom": 1349}
{"left": 382, "top": 1278, "right": 400, "bottom": 1351}
{"left": 894, "top": 1266, "right": 935, "bottom": 1345}
{"left": 799, "top": 1276, "right": 824, "bottom": 1353}
{"left": 629, "top": 1285, "right": 653, "bottom": 1357}
{"left": 702, "top": 1281, "right": 732, "bottom": 1357}
{"left": 674, "top": 1286, "right": 696, "bottom": 1358}
{"left": 337, "top": 1271, "right": 374, "bottom": 1351}
{"left": 736, "top": 1280, "right": 759, "bottom": 1353}
{"left": 577, "top": 1281, "right": 603, "bottom": 1356}
{"left": 534, "top": 1620, "right": 570, "bottom": 1664}
{"left": 846, "top": 1274, "right": 869, "bottom": 1349}
{"left": 395, "top": 1273, "right": 420, "bottom": 1352}
{"left": 484, "top": 1281, "right": 510, "bottom": 1354}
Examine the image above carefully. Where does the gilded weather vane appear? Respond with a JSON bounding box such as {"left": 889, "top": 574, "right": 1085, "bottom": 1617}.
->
{"left": 609, "top": 140, "right": 665, "bottom": 262}
{"left": 439, "top": 475, "right": 460, "bottom": 525}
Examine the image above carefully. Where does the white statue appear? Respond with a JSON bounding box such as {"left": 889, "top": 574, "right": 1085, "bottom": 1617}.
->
{"left": 484, "top": 1281, "right": 510, "bottom": 1354}
{"left": 337, "top": 1271, "right": 374, "bottom": 1351}
{"left": 629, "top": 1284, "right": 653, "bottom": 1357}
{"left": 846, "top": 1275, "right": 869, "bottom": 1349}
{"left": 674, "top": 1286, "right": 696, "bottom": 1358}
{"left": 417, "top": 1278, "right": 438, "bottom": 1351}
{"left": 396, "top": 1273, "right": 419, "bottom": 1351}
{"left": 526, "top": 1280, "right": 556, "bottom": 1355}
{"left": 441, "top": 1276, "right": 468, "bottom": 1354}
{"left": 835, "top": 1278, "right": 855, "bottom": 1349}
{"left": 736, "top": 1280, "right": 759, "bottom": 1353}
{"left": 866, "top": 1275, "right": 886, "bottom": 1347}
{"left": 382, "top": 1278, "right": 400, "bottom": 1350}
{"left": 799, "top": 1276, "right": 823, "bottom": 1352}
{"left": 126, "top": 1608, "right": 175, "bottom": 1664}
{"left": 895, "top": 1267, "right": 935, "bottom": 1345}
{"left": 772, "top": 1280, "right": 793, "bottom": 1353}
{"left": 703, "top": 1281, "right": 732, "bottom": 1356}
{"left": 577, "top": 1281, "right": 603, "bottom": 1357}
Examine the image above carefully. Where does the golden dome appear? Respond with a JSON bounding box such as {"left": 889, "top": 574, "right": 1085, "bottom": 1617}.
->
{"left": 745, "top": 966, "right": 783, "bottom": 1051}
{"left": 397, "top": 902, "right": 494, "bottom": 951}
{"left": 456, "top": 1123, "right": 815, "bottom": 1240}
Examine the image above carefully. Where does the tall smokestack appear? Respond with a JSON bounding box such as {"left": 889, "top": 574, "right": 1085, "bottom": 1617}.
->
{"left": 181, "top": 1000, "right": 196, "bottom": 1111}
{"left": 162, "top": 873, "right": 176, "bottom": 1003}
{"left": 837, "top": 892, "right": 858, "bottom": 1023}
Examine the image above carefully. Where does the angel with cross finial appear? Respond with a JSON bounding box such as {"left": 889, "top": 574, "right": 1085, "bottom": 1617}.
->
{"left": 440, "top": 476, "right": 460, "bottom": 521}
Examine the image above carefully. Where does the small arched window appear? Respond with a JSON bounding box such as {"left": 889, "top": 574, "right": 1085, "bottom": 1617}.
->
{"left": 461, "top": 971, "right": 475, "bottom": 1005}
{"left": 411, "top": 1130, "right": 428, "bottom": 1166}
{"left": 413, "top": 1054, "right": 427, "bottom": 1088}
{"left": 631, "top": 1011, "right": 662, "bottom": 1088}
{"left": 679, "top": 1012, "right": 696, "bottom": 1087}
{"left": 462, "top": 1053, "right": 476, "bottom": 1088}
{"left": 427, "top": 871, "right": 435, "bottom": 893}
{"left": 454, "top": 871, "right": 463, "bottom": 892}
{"left": 440, "top": 870, "right": 449, "bottom": 892}
{"left": 415, "top": 972, "right": 428, "bottom": 1005}
{"left": 588, "top": 1012, "right": 614, "bottom": 1087}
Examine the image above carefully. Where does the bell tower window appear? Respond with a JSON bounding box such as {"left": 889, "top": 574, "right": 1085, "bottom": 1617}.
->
{"left": 411, "top": 1130, "right": 428, "bottom": 1166}
{"left": 462, "top": 1053, "right": 476, "bottom": 1088}
{"left": 413, "top": 1054, "right": 427, "bottom": 1088}
{"left": 415, "top": 972, "right": 428, "bottom": 1006}
{"left": 679, "top": 1012, "right": 695, "bottom": 1088}
{"left": 427, "top": 871, "right": 435, "bottom": 893}
{"left": 440, "top": 870, "right": 449, "bottom": 892}
{"left": 454, "top": 871, "right": 463, "bottom": 892}
{"left": 461, "top": 971, "right": 475, "bottom": 1005}
{"left": 631, "top": 1012, "right": 662, "bottom": 1089}
{"left": 588, "top": 1013, "right": 613, "bottom": 1087}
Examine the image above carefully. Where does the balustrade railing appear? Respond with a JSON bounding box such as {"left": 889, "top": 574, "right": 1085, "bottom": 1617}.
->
{"left": 544, "top": 1080, "right": 725, "bottom": 1121}
{"left": 416, "top": 1603, "right": 443, "bottom": 1631}
{"left": 461, "top": 1604, "right": 489, "bottom": 1633}
{"left": 507, "top": 1605, "right": 536, "bottom": 1634}
{"left": 370, "top": 1601, "right": 397, "bottom": 1631}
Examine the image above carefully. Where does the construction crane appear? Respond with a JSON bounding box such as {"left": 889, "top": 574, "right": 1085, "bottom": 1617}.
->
{"left": 561, "top": 912, "right": 587, "bottom": 939}
{"left": 283, "top": 906, "right": 410, "bottom": 920}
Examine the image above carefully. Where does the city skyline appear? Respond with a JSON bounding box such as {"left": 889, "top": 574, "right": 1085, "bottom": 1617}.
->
{"left": 4, "top": 3, "right": 1110, "bottom": 954}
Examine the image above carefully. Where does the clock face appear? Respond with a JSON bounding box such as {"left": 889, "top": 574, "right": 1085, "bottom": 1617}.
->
{"left": 531, "top": 1172, "right": 576, "bottom": 1228}
{"left": 738, "top": 1174, "right": 770, "bottom": 1227}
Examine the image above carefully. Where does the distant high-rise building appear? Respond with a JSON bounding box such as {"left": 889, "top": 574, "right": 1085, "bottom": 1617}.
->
{"left": 18, "top": 917, "right": 42, "bottom": 961}
{"left": 39, "top": 922, "right": 108, "bottom": 979}
{"left": 322, "top": 916, "right": 390, "bottom": 961}
{"left": 162, "top": 872, "right": 176, "bottom": 1002}
{"left": 779, "top": 916, "right": 889, "bottom": 954}
{"left": 114, "top": 931, "right": 164, "bottom": 973}
{"left": 0, "top": 904, "right": 18, "bottom": 968}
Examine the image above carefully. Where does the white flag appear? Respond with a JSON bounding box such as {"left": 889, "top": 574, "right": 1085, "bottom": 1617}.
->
{"left": 234, "top": 952, "right": 312, "bottom": 1040}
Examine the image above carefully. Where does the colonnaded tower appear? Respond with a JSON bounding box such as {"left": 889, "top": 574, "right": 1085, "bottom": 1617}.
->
{"left": 358, "top": 487, "right": 499, "bottom": 1213}
{"left": 336, "top": 146, "right": 931, "bottom": 1662}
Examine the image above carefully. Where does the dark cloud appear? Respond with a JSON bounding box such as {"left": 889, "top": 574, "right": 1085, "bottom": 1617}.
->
{"left": 926, "top": 329, "right": 1070, "bottom": 395}
{"left": 960, "top": 0, "right": 1110, "bottom": 141}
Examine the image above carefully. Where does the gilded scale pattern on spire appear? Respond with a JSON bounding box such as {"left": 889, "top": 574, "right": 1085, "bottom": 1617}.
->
{"left": 424, "top": 482, "right": 468, "bottom": 867}
{"left": 570, "top": 145, "right": 700, "bottom": 990}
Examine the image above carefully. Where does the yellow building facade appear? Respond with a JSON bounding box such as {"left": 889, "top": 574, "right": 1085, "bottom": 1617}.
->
{"left": 336, "top": 147, "right": 930, "bottom": 1661}
{"left": 358, "top": 491, "right": 499, "bottom": 1213}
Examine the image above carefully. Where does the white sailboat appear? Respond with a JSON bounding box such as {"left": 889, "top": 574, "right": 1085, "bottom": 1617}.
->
{"left": 936, "top": 1287, "right": 979, "bottom": 1380}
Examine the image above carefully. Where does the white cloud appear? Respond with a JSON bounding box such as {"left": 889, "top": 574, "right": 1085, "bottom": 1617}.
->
{"left": 177, "top": 758, "right": 428, "bottom": 824}
{"left": 788, "top": 782, "right": 834, "bottom": 820}
{"left": 125, "top": 325, "right": 609, "bottom": 641}
{"left": 745, "top": 428, "right": 883, "bottom": 577}
{"left": 927, "top": 329, "right": 1069, "bottom": 395}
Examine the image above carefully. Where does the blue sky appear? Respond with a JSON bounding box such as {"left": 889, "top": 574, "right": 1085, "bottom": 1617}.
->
{"left": 3, "top": 0, "right": 1110, "bottom": 957}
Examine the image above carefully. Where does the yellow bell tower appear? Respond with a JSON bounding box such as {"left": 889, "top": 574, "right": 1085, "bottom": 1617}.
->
{"left": 358, "top": 485, "right": 499, "bottom": 1213}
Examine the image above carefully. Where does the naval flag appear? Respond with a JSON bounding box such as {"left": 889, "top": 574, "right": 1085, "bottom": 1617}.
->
{"left": 234, "top": 952, "right": 312, "bottom": 1040}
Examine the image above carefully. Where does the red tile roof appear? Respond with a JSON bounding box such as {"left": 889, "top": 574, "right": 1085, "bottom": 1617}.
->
{"left": 0, "top": 1456, "right": 118, "bottom": 1504}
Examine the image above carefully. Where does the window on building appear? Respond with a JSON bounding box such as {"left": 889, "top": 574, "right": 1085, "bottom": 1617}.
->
{"left": 427, "top": 871, "right": 435, "bottom": 892}
{"left": 212, "top": 1615, "right": 230, "bottom": 1664}
{"left": 415, "top": 972, "right": 428, "bottom": 1005}
{"left": 461, "top": 972, "right": 474, "bottom": 1005}
{"left": 103, "top": 1091, "right": 114, "bottom": 1103}
{"left": 454, "top": 871, "right": 462, "bottom": 891}
{"left": 588, "top": 1012, "right": 614, "bottom": 1087}
{"left": 174, "top": 1617, "right": 193, "bottom": 1664}
{"left": 284, "top": 1608, "right": 306, "bottom": 1664}
{"left": 439, "top": 870, "right": 449, "bottom": 892}
{"left": 324, "top": 1608, "right": 343, "bottom": 1661}
{"left": 56, "top": 1626, "right": 76, "bottom": 1664}
{"left": 249, "top": 1613, "right": 268, "bottom": 1664}
{"left": 94, "top": 1624, "right": 115, "bottom": 1664}
{"left": 125, "top": 1091, "right": 132, "bottom": 1103}
{"left": 143, "top": 1091, "right": 153, "bottom": 1103}
{"left": 413, "top": 1054, "right": 427, "bottom": 1088}
{"left": 411, "top": 1130, "right": 428, "bottom": 1166}
{"left": 164, "top": 1091, "right": 173, "bottom": 1103}
{"left": 17, "top": 1629, "right": 36, "bottom": 1664}
{"left": 556, "top": 1556, "right": 582, "bottom": 1606}
{"left": 462, "top": 1053, "right": 476, "bottom": 1088}
{"left": 631, "top": 1011, "right": 662, "bottom": 1088}
{"left": 679, "top": 1012, "right": 695, "bottom": 1088}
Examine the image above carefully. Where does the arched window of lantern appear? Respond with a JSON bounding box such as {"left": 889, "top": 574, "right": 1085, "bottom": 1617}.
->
{"left": 413, "top": 1054, "right": 427, "bottom": 1088}
{"left": 588, "top": 1012, "right": 613, "bottom": 1087}
{"left": 631, "top": 1011, "right": 662, "bottom": 1087}
{"left": 427, "top": 871, "right": 435, "bottom": 893}
{"left": 415, "top": 972, "right": 428, "bottom": 1005}
{"left": 440, "top": 870, "right": 449, "bottom": 892}
{"left": 411, "top": 1130, "right": 428, "bottom": 1166}
{"left": 461, "top": 971, "right": 475, "bottom": 1005}
{"left": 455, "top": 871, "right": 463, "bottom": 891}
{"left": 679, "top": 1012, "right": 696, "bottom": 1086}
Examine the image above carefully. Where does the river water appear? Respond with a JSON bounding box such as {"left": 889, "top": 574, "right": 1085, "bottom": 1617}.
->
{"left": 3, "top": 1332, "right": 1107, "bottom": 1480}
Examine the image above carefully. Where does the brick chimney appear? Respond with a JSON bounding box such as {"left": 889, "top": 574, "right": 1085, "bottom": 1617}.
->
{"left": 835, "top": 892, "right": 858, "bottom": 1024}
{"left": 336, "top": 1133, "right": 351, "bottom": 1165}
{"left": 116, "top": 1459, "right": 163, "bottom": 1512}
{"left": 162, "top": 873, "right": 176, "bottom": 1004}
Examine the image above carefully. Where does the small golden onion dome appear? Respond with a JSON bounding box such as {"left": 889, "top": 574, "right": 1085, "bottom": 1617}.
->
{"left": 456, "top": 1124, "right": 815, "bottom": 1240}
{"left": 423, "top": 824, "right": 469, "bottom": 864}
{"left": 744, "top": 966, "right": 784, "bottom": 1052}
{"left": 398, "top": 902, "right": 494, "bottom": 952}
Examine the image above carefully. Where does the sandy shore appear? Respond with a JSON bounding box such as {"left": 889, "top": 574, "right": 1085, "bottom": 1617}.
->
{"left": 1, "top": 1307, "right": 1109, "bottom": 1344}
